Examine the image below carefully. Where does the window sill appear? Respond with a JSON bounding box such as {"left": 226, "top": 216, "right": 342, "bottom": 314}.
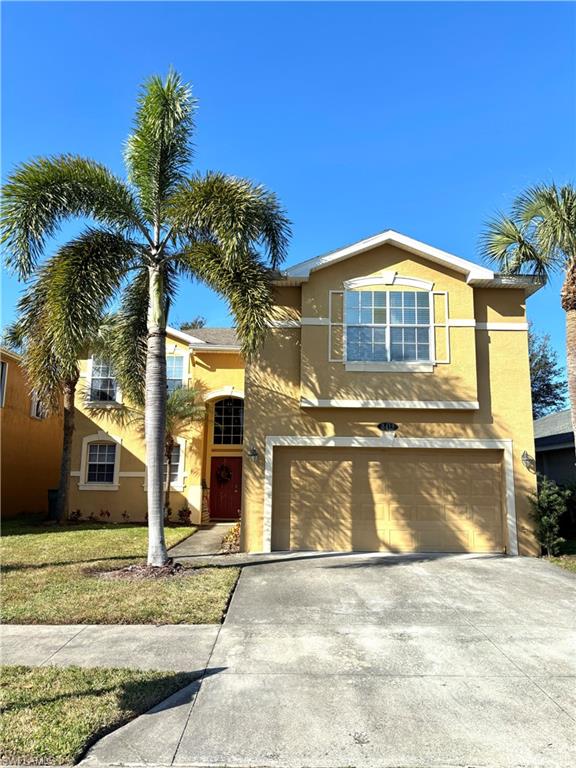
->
{"left": 86, "top": 401, "right": 122, "bottom": 408}
{"left": 345, "top": 362, "right": 434, "bottom": 373}
{"left": 78, "top": 483, "right": 119, "bottom": 491}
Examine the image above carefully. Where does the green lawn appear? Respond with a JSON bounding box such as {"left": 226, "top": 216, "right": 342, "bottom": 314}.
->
{"left": 549, "top": 539, "right": 576, "bottom": 574}
{"left": 1, "top": 520, "right": 239, "bottom": 624}
{"left": 0, "top": 665, "right": 195, "bottom": 765}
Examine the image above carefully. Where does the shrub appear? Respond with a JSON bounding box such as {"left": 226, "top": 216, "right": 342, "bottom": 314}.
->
{"left": 530, "top": 476, "right": 571, "bottom": 556}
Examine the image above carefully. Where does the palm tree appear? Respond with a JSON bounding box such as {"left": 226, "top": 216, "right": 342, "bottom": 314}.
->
{"left": 5, "top": 237, "right": 127, "bottom": 522}
{"left": 88, "top": 386, "right": 205, "bottom": 519}
{"left": 480, "top": 183, "right": 576, "bottom": 443}
{"left": 1, "top": 71, "right": 290, "bottom": 565}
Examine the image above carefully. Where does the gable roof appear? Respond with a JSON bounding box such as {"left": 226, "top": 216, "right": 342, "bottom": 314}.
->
{"left": 183, "top": 327, "right": 239, "bottom": 346}
{"left": 166, "top": 326, "right": 240, "bottom": 351}
{"left": 280, "top": 229, "right": 542, "bottom": 295}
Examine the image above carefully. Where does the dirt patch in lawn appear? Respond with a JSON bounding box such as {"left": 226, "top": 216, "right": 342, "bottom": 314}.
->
{"left": 95, "top": 562, "right": 193, "bottom": 580}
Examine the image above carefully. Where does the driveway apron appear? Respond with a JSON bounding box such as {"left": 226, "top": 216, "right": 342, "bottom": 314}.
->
{"left": 81, "top": 553, "right": 576, "bottom": 768}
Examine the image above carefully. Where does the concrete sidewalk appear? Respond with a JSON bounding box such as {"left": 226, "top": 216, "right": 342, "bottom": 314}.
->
{"left": 80, "top": 553, "right": 576, "bottom": 768}
{"left": 0, "top": 624, "right": 220, "bottom": 673}
{"left": 168, "top": 522, "right": 235, "bottom": 558}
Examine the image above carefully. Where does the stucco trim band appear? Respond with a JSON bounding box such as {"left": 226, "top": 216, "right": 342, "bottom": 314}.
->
{"left": 300, "top": 398, "right": 480, "bottom": 410}
{"left": 262, "top": 435, "right": 518, "bottom": 556}
{"left": 476, "top": 322, "right": 529, "bottom": 331}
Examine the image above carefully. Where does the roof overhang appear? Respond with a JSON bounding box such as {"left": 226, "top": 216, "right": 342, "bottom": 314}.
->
{"left": 167, "top": 326, "right": 240, "bottom": 352}
{"left": 275, "top": 230, "right": 543, "bottom": 295}
{"left": 0, "top": 347, "right": 20, "bottom": 362}
{"left": 190, "top": 344, "right": 241, "bottom": 353}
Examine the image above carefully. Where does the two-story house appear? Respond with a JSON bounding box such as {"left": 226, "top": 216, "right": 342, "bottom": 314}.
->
{"left": 241, "top": 230, "right": 541, "bottom": 555}
{"left": 68, "top": 327, "right": 244, "bottom": 524}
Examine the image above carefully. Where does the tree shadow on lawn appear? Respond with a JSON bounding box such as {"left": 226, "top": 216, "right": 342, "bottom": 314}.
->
{"left": 2, "top": 556, "right": 142, "bottom": 573}
{"left": 3, "top": 666, "right": 225, "bottom": 714}
{"left": 176, "top": 550, "right": 506, "bottom": 572}
{"left": 1, "top": 519, "right": 192, "bottom": 537}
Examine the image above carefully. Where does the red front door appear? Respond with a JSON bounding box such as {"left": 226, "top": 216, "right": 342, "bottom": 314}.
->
{"left": 209, "top": 456, "right": 242, "bottom": 520}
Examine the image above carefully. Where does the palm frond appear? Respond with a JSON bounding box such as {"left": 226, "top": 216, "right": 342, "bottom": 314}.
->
{"left": 165, "top": 387, "right": 205, "bottom": 437}
{"left": 2, "top": 321, "right": 25, "bottom": 352}
{"left": 513, "top": 183, "right": 576, "bottom": 269}
{"left": 479, "top": 213, "right": 549, "bottom": 276}
{"left": 98, "top": 261, "right": 181, "bottom": 407}
{"left": 168, "top": 172, "right": 291, "bottom": 268}
{"left": 83, "top": 398, "right": 143, "bottom": 431}
{"left": 11, "top": 230, "right": 135, "bottom": 412}
{"left": 1, "top": 155, "right": 144, "bottom": 279}
{"left": 176, "top": 242, "right": 275, "bottom": 355}
{"left": 125, "top": 70, "right": 196, "bottom": 227}
{"left": 30, "top": 229, "right": 136, "bottom": 362}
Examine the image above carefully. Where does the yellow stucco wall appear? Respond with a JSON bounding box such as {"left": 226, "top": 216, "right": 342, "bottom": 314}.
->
{"left": 242, "top": 243, "right": 538, "bottom": 555}
{"left": 68, "top": 333, "right": 244, "bottom": 524}
{"left": 1, "top": 349, "right": 64, "bottom": 517}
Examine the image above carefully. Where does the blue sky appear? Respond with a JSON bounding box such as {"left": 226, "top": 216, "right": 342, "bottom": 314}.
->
{"left": 2, "top": 1, "right": 575, "bottom": 364}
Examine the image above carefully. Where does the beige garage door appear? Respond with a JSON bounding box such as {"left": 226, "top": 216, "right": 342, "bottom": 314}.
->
{"left": 272, "top": 447, "right": 505, "bottom": 553}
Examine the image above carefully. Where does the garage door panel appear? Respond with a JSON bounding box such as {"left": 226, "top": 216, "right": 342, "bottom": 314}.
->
{"left": 272, "top": 447, "right": 505, "bottom": 553}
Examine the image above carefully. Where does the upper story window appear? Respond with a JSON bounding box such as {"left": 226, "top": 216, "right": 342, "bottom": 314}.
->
{"left": 213, "top": 398, "right": 244, "bottom": 445}
{"left": 166, "top": 356, "right": 184, "bottom": 394}
{"left": 0, "top": 361, "right": 7, "bottom": 407}
{"left": 345, "top": 290, "right": 431, "bottom": 363}
{"left": 90, "top": 359, "right": 117, "bottom": 402}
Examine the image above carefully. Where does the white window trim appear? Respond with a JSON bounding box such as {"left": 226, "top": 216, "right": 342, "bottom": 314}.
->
{"left": 203, "top": 386, "right": 245, "bottom": 402}
{"left": 343, "top": 273, "right": 434, "bottom": 291}
{"left": 343, "top": 287, "right": 435, "bottom": 366}
{"left": 142, "top": 437, "right": 187, "bottom": 493}
{"left": 0, "top": 361, "right": 8, "bottom": 407}
{"left": 262, "top": 436, "right": 518, "bottom": 556}
{"left": 86, "top": 356, "right": 123, "bottom": 406}
{"left": 30, "top": 391, "right": 45, "bottom": 419}
{"left": 212, "top": 397, "right": 244, "bottom": 447}
{"left": 166, "top": 350, "right": 189, "bottom": 391}
{"left": 344, "top": 362, "right": 434, "bottom": 373}
{"left": 78, "top": 431, "right": 122, "bottom": 491}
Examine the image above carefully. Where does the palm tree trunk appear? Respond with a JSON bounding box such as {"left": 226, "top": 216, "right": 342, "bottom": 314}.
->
{"left": 56, "top": 374, "right": 79, "bottom": 523}
{"left": 165, "top": 437, "right": 174, "bottom": 518}
{"left": 561, "top": 262, "right": 576, "bottom": 450}
{"left": 145, "top": 264, "right": 169, "bottom": 566}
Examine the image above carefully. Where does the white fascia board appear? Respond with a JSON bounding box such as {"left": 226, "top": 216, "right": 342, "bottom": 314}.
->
{"left": 468, "top": 274, "right": 544, "bottom": 296}
{"left": 283, "top": 230, "right": 494, "bottom": 283}
{"left": 190, "top": 344, "right": 241, "bottom": 353}
{"left": 166, "top": 326, "right": 207, "bottom": 345}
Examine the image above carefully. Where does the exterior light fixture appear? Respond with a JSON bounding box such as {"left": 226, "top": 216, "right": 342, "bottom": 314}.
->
{"left": 247, "top": 447, "right": 259, "bottom": 462}
{"left": 521, "top": 450, "right": 537, "bottom": 473}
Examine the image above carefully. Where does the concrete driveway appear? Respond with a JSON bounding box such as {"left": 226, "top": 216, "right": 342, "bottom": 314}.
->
{"left": 83, "top": 553, "right": 576, "bottom": 768}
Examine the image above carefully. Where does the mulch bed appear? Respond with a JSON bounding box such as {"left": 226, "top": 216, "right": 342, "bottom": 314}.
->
{"left": 220, "top": 522, "right": 241, "bottom": 554}
{"left": 94, "top": 562, "right": 197, "bottom": 580}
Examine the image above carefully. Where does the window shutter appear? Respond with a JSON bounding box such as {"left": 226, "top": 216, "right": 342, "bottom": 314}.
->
{"left": 328, "top": 290, "right": 345, "bottom": 362}
{"left": 432, "top": 291, "right": 450, "bottom": 364}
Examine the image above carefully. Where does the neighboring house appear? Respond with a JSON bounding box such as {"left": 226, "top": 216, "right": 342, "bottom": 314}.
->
{"left": 242, "top": 230, "right": 542, "bottom": 555}
{"left": 68, "top": 327, "right": 244, "bottom": 524}
{"left": 0, "top": 347, "right": 63, "bottom": 517}
{"left": 534, "top": 409, "right": 575, "bottom": 486}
